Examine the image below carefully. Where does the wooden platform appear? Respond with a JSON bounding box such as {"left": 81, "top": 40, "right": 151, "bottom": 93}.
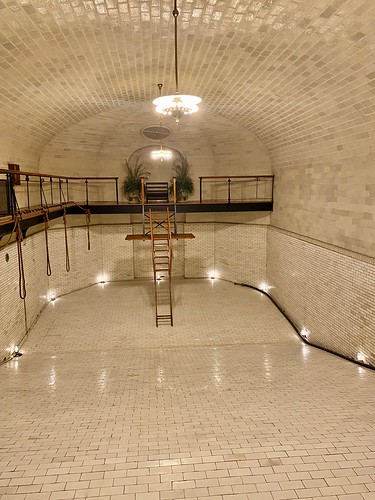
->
{"left": 126, "top": 233, "right": 195, "bottom": 241}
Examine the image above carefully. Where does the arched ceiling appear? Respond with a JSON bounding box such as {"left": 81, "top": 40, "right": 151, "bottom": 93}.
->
{"left": 0, "top": 0, "right": 374, "bottom": 161}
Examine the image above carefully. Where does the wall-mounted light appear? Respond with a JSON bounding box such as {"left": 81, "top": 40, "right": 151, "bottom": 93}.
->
{"left": 47, "top": 290, "right": 57, "bottom": 302}
{"left": 357, "top": 352, "right": 367, "bottom": 364}
{"left": 300, "top": 328, "right": 310, "bottom": 339}
{"left": 209, "top": 270, "right": 218, "bottom": 280}
{"left": 259, "top": 282, "right": 271, "bottom": 293}
{"left": 97, "top": 274, "right": 108, "bottom": 284}
{"left": 12, "top": 345, "right": 22, "bottom": 357}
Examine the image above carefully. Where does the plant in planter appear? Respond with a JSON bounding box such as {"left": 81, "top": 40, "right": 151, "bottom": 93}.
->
{"left": 122, "top": 159, "right": 150, "bottom": 202}
{"left": 170, "top": 158, "right": 194, "bottom": 201}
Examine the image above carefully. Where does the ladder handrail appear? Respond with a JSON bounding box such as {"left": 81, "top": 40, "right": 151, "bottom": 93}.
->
{"left": 166, "top": 207, "right": 173, "bottom": 273}
{"left": 166, "top": 208, "right": 173, "bottom": 324}
{"left": 149, "top": 209, "right": 159, "bottom": 324}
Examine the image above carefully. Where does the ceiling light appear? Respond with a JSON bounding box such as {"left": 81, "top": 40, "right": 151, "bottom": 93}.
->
{"left": 152, "top": 0, "right": 202, "bottom": 124}
{"left": 151, "top": 146, "right": 172, "bottom": 162}
{"left": 151, "top": 84, "right": 174, "bottom": 162}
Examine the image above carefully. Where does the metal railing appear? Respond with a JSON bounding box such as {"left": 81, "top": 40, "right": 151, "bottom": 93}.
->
{"left": 0, "top": 168, "right": 119, "bottom": 217}
{"left": 199, "top": 175, "right": 274, "bottom": 204}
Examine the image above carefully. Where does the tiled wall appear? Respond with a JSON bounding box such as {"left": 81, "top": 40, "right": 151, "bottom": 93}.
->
{"left": 39, "top": 105, "right": 271, "bottom": 203}
{"left": 267, "top": 227, "right": 375, "bottom": 368}
{"left": 1, "top": 220, "right": 374, "bottom": 369}
{"left": 0, "top": 220, "right": 267, "bottom": 361}
{"left": 184, "top": 223, "right": 267, "bottom": 287}
{"left": 0, "top": 239, "right": 30, "bottom": 364}
{"left": 0, "top": 224, "right": 135, "bottom": 363}
{"left": 271, "top": 144, "right": 375, "bottom": 259}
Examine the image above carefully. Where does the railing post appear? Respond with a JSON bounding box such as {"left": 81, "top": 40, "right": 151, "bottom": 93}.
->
{"left": 6, "top": 172, "right": 14, "bottom": 217}
{"left": 59, "top": 179, "right": 62, "bottom": 205}
{"left": 39, "top": 177, "right": 44, "bottom": 207}
{"left": 85, "top": 179, "right": 89, "bottom": 205}
{"left": 26, "top": 175, "right": 30, "bottom": 209}
{"left": 66, "top": 179, "right": 69, "bottom": 203}
{"left": 256, "top": 177, "right": 259, "bottom": 199}
{"left": 228, "top": 177, "right": 231, "bottom": 204}
{"left": 50, "top": 177, "right": 53, "bottom": 205}
{"left": 199, "top": 177, "right": 202, "bottom": 203}
{"left": 141, "top": 177, "right": 145, "bottom": 205}
{"left": 115, "top": 177, "right": 119, "bottom": 204}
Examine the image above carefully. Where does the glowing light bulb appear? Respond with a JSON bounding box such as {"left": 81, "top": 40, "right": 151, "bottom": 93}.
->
{"left": 300, "top": 328, "right": 310, "bottom": 338}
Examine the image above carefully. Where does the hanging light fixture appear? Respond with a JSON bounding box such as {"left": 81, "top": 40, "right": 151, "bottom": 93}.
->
{"left": 151, "top": 84, "right": 173, "bottom": 162}
{"left": 150, "top": 145, "right": 172, "bottom": 161}
{"left": 153, "top": 0, "right": 202, "bottom": 124}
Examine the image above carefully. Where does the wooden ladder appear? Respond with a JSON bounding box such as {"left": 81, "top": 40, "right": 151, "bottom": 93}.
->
{"left": 149, "top": 208, "right": 174, "bottom": 327}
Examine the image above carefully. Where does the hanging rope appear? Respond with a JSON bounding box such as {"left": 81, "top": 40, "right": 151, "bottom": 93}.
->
{"left": 85, "top": 209, "right": 91, "bottom": 251}
{"left": 15, "top": 215, "right": 26, "bottom": 300}
{"left": 0, "top": 218, "right": 18, "bottom": 253}
{"left": 69, "top": 202, "right": 92, "bottom": 250}
{"left": 62, "top": 206, "right": 70, "bottom": 272}
{"left": 0, "top": 213, "right": 26, "bottom": 300}
{"left": 43, "top": 210, "right": 52, "bottom": 276}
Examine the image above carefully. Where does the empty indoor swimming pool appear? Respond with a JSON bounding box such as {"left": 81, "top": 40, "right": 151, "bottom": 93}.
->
{"left": 0, "top": 278, "right": 374, "bottom": 500}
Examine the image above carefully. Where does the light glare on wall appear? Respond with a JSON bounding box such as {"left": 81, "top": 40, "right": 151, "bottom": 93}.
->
{"left": 209, "top": 270, "right": 218, "bottom": 280}
{"left": 97, "top": 274, "right": 108, "bottom": 284}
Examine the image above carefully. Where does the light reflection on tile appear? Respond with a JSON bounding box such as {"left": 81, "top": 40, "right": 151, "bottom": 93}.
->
{"left": 0, "top": 278, "right": 374, "bottom": 500}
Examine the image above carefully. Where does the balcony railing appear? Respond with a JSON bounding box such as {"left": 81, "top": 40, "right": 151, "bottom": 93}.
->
{"left": 199, "top": 175, "right": 274, "bottom": 204}
{"left": 0, "top": 168, "right": 119, "bottom": 217}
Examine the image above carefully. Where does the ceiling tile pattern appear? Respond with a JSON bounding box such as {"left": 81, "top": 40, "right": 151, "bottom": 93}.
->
{"left": 0, "top": 0, "right": 374, "bottom": 159}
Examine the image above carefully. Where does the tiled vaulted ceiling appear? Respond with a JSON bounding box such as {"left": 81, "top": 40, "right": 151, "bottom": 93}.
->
{"left": 0, "top": 0, "right": 374, "bottom": 158}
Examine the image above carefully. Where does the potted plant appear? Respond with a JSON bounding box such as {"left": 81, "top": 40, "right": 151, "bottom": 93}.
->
{"left": 122, "top": 159, "right": 150, "bottom": 202}
{"left": 170, "top": 158, "right": 194, "bottom": 201}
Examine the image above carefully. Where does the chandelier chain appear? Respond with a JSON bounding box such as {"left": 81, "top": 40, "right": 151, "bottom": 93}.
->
{"left": 151, "top": 0, "right": 201, "bottom": 122}
{"left": 173, "top": 0, "right": 179, "bottom": 94}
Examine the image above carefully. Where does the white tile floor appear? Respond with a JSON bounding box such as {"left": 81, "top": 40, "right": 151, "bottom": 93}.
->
{"left": 0, "top": 278, "right": 374, "bottom": 500}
